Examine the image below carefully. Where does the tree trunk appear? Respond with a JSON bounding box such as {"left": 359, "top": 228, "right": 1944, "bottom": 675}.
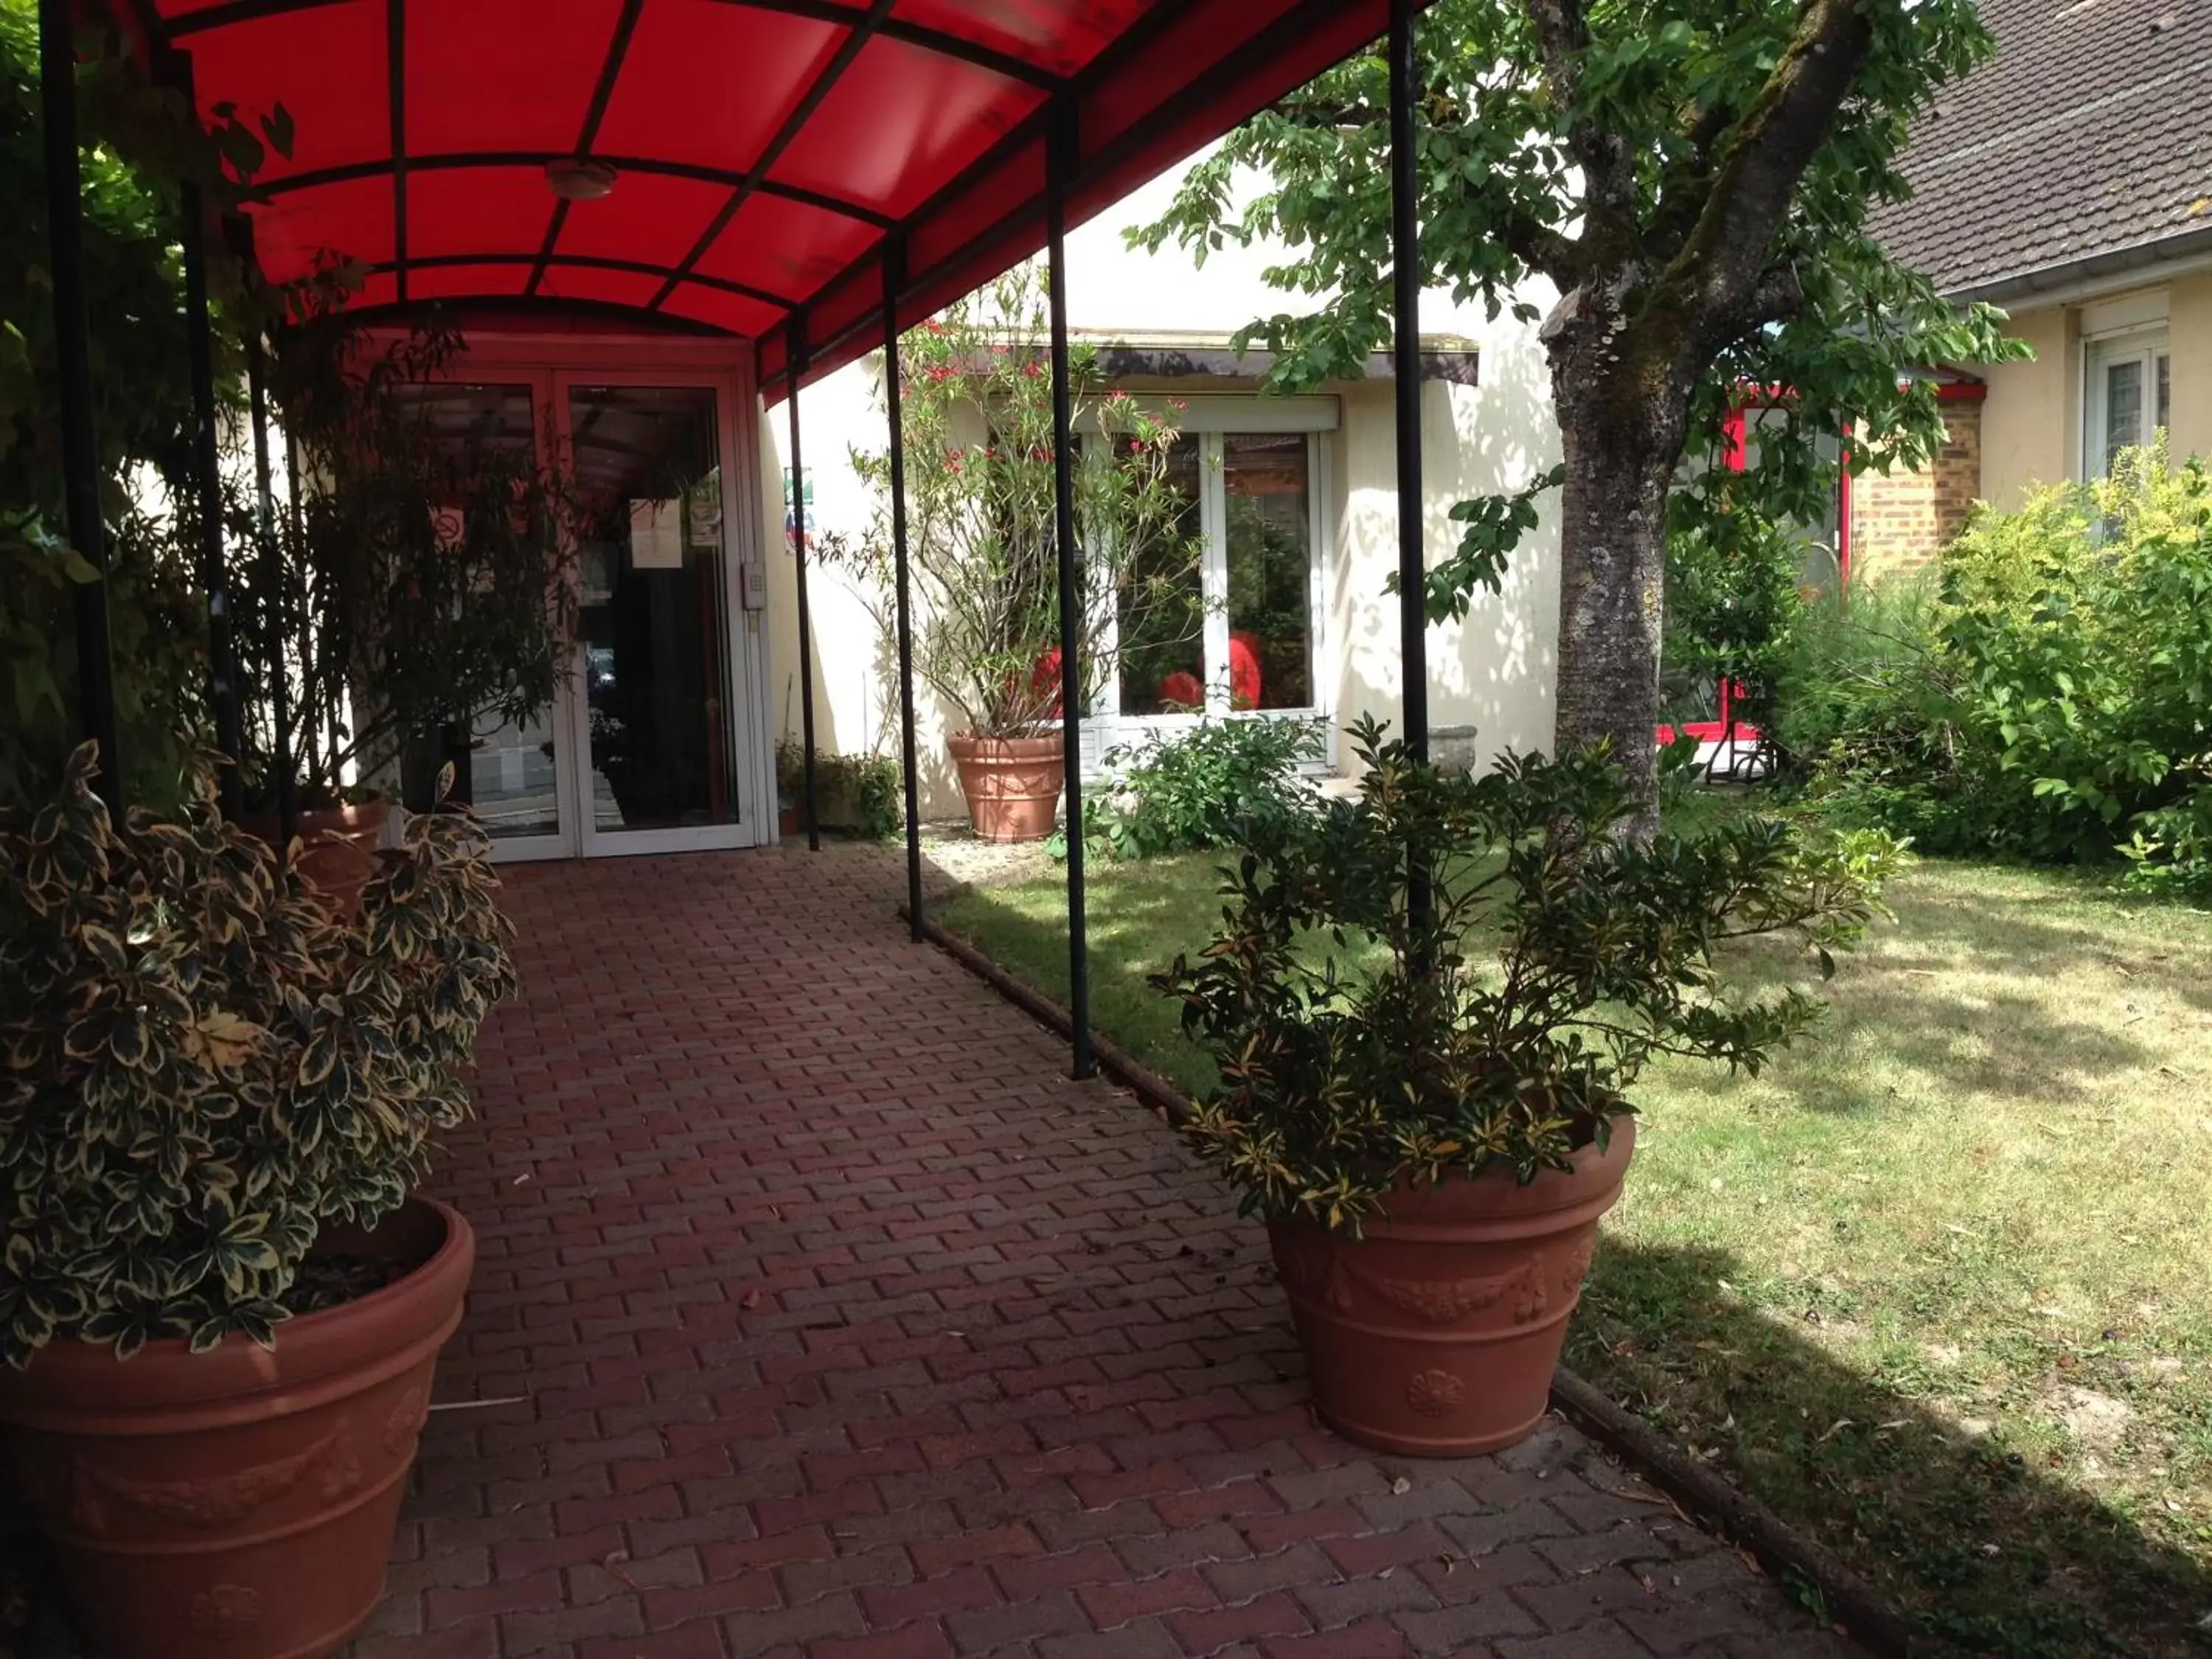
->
{"left": 1550, "top": 404, "right": 1674, "bottom": 831}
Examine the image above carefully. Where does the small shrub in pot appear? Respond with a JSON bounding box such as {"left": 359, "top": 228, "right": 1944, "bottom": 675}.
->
{"left": 0, "top": 743, "right": 514, "bottom": 1659}
{"left": 1154, "top": 718, "right": 1899, "bottom": 1455}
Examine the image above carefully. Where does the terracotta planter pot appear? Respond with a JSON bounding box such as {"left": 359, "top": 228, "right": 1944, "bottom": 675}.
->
{"left": 0, "top": 1198, "right": 475, "bottom": 1659}
{"left": 947, "top": 733, "right": 1065, "bottom": 843}
{"left": 1268, "top": 1121, "right": 1635, "bottom": 1457}
{"left": 240, "top": 799, "right": 392, "bottom": 920}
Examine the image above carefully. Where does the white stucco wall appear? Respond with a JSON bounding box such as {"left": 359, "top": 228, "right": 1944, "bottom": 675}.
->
{"left": 760, "top": 155, "right": 1563, "bottom": 817}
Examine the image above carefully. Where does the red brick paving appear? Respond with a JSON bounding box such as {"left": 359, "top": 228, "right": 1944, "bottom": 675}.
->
{"left": 346, "top": 847, "right": 1864, "bottom": 1659}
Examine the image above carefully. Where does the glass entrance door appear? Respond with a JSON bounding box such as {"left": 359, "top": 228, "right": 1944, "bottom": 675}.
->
{"left": 551, "top": 372, "right": 763, "bottom": 858}
{"left": 561, "top": 382, "right": 750, "bottom": 852}
{"left": 403, "top": 347, "right": 766, "bottom": 862}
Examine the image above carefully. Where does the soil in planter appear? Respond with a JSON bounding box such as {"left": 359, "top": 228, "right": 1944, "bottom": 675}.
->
{"left": 280, "top": 1253, "right": 403, "bottom": 1315}
{"left": 278, "top": 1215, "right": 445, "bottom": 1316}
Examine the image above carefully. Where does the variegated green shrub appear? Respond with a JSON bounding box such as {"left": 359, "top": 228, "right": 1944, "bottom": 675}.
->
{"left": 0, "top": 743, "right": 515, "bottom": 1366}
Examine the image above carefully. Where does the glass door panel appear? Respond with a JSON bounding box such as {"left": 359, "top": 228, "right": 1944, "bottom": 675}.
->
{"left": 388, "top": 380, "right": 571, "bottom": 852}
{"left": 566, "top": 383, "right": 740, "bottom": 838}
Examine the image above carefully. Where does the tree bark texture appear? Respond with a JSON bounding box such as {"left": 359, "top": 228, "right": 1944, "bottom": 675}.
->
{"left": 1514, "top": 0, "right": 1879, "bottom": 832}
{"left": 1549, "top": 400, "right": 1675, "bottom": 824}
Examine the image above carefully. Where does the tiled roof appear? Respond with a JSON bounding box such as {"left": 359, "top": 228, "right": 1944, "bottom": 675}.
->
{"left": 1871, "top": 0, "right": 2212, "bottom": 295}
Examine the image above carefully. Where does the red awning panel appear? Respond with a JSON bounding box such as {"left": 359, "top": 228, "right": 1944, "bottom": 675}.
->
{"left": 150, "top": 0, "right": 1413, "bottom": 397}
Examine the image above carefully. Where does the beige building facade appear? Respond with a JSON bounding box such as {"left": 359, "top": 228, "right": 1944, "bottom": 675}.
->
{"left": 1854, "top": 0, "right": 2212, "bottom": 574}
{"left": 757, "top": 160, "right": 1568, "bottom": 817}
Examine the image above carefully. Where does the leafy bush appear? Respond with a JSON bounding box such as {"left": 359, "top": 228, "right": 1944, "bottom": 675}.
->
{"left": 1940, "top": 448, "right": 2212, "bottom": 883}
{"left": 1060, "top": 716, "right": 1323, "bottom": 861}
{"left": 0, "top": 13, "right": 286, "bottom": 815}
{"left": 1663, "top": 501, "right": 1810, "bottom": 731}
{"left": 774, "top": 741, "right": 901, "bottom": 840}
{"left": 1153, "top": 718, "right": 1899, "bottom": 1230}
{"left": 257, "top": 324, "right": 580, "bottom": 810}
{"left": 1767, "top": 567, "right": 1994, "bottom": 846}
{"left": 0, "top": 745, "right": 515, "bottom": 1365}
{"left": 1783, "top": 446, "right": 2212, "bottom": 893}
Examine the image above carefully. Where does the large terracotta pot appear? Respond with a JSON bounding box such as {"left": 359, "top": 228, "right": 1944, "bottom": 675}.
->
{"left": 947, "top": 733, "right": 1065, "bottom": 843}
{"left": 1268, "top": 1121, "right": 1635, "bottom": 1457}
{"left": 240, "top": 798, "right": 392, "bottom": 920}
{"left": 0, "top": 1198, "right": 475, "bottom": 1659}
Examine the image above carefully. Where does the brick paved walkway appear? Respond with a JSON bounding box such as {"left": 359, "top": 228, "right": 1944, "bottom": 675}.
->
{"left": 352, "top": 847, "right": 1863, "bottom": 1659}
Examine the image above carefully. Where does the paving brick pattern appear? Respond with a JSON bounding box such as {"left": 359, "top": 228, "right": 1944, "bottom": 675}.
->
{"left": 349, "top": 847, "right": 1864, "bottom": 1659}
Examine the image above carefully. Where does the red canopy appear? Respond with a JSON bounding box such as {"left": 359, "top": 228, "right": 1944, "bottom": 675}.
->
{"left": 136, "top": 0, "right": 1410, "bottom": 399}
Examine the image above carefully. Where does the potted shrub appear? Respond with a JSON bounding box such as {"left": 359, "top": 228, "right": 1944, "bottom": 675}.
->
{"left": 824, "top": 265, "right": 1203, "bottom": 841}
{"left": 0, "top": 742, "right": 515, "bottom": 1659}
{"left": 1155, "top": 719, "right": 1898, "bottom": 1455}
{"left": 237, "top": 321, "right": 577, "bottom": 907}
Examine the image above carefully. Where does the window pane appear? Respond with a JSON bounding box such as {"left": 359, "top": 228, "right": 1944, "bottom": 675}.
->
{"left": 2103, "top": 358, "right": 2143, "bottom": 476}
{"left": 1117, "top": 436, "right": 1205, "bottom": 716}
{"left": 2157, "top": 353, "right": 2171, "bottom": 434}
{"left": 1224, "top": 434, "right": 1312, "bottom": 712}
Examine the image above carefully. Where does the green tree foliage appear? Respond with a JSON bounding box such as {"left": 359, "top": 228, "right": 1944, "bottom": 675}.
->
{"left": 1, "top": 4, "right": 293, "bottom": 810}
{"left": 1134, "top": 0, "right": 2024, "bottom": 810}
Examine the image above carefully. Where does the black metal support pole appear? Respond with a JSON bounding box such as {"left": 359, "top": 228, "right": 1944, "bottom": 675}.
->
{"left": 1389, "top": 0, "right": 1433, "bottom": 939}
{"left": 1046, "top": 103, "right": 1094, "bottom": 1083}
{"left": 248, "top": 344, "right": 295, "bottom": 860}
{"left": 181, "top": 159, "right": 247, "bottom": 819}
{"left": 883, "top": 244, "right": 925, "bottom": 942}
{"left": 786, "top": 317, "right": 821, "bottom": 852}
{"left": 1389, "top": 0, "right": 1428, "bottom": 762}
{"left": 39, "top": 0, "right": 121, "bottom": 810}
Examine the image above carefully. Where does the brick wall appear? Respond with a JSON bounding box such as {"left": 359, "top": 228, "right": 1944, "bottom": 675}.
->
{"left": 1849, "top": 398, "right": 1983, "bottom": 576}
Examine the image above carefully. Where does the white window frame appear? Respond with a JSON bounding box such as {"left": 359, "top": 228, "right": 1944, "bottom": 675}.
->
{"left": 1085, "top": 411, "right": 1336, "bottom": 778}
{"left": 2083, "top": 326, "right": 2171, "bottom": 481}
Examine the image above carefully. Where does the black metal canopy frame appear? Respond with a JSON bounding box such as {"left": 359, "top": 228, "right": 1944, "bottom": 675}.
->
{"left": 44, "top": 0, "right": 1432, "bottom": 1084}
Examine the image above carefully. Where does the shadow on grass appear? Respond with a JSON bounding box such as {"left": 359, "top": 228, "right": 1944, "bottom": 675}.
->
{"left": 1574, "top": 1236, "right": 2211, "bottom": 1658}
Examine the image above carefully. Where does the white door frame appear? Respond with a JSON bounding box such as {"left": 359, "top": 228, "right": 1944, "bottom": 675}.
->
{"left": 428, "top": 333, "right": 773, "bottom": 861}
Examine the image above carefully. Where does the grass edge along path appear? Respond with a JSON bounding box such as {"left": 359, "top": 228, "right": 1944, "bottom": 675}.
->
{"left": 933, "top": 851, "right": 2212, "bottom": 1658}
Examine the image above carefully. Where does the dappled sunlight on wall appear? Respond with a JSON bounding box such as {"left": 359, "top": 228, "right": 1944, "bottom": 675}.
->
{"left": 1335, "top": 286, "right": 1562, "bottom": 773}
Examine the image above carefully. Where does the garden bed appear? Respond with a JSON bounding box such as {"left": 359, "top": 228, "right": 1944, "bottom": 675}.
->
{"left": 936, "top": 851, "right": 2212, "bottom": 1657}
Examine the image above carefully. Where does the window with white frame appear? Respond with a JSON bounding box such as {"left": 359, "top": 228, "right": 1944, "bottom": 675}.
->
{"left": 2085, "top": 331, "right": 2171, "bottom": 479}
{"left": 1097, "top": 399, "right": 1332, "bottom": 727}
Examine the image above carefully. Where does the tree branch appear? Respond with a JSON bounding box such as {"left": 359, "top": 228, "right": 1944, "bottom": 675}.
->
{"left": 1522, "top": 0, "right": 1636, "bottom": 260}
{"left": 1669, "top": 0, "right": 1875, "bottom": 339}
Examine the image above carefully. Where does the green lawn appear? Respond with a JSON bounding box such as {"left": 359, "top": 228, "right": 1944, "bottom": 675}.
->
{"left": 936, "top": 851, "right": 2212, "bottom": 1658}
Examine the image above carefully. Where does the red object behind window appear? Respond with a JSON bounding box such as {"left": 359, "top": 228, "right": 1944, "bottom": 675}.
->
{"left": 1228, "top": 631, "right": 1263, "bottom": 712}
{"left": 1156, "top": 670, "right": 1205, "bottom": 712}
